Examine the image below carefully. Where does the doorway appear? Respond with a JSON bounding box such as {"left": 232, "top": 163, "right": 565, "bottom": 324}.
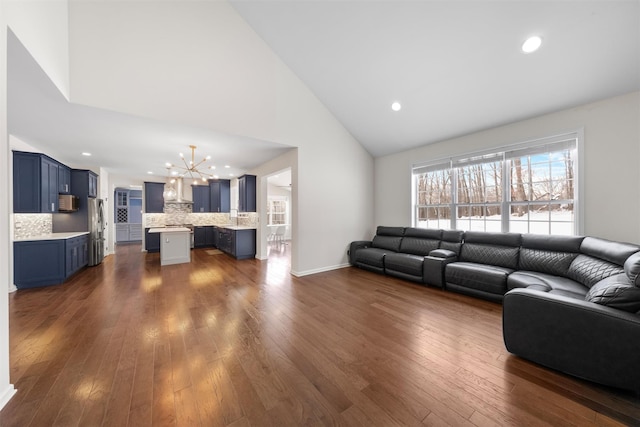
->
{"left": 114, "top": 188, "right": 143, "bottom": 244}
{"left": 266, "top": 169, "right": 291, "bottom": 265}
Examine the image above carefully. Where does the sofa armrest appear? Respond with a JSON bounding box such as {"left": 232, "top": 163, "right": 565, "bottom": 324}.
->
{"left": 429, "top": 249, "right": 457, "bottom": 259}
{"left": 423, "top": 254, "right": 457, "bottom": 288}
{"left": 503, "top": 288, "right": 640, "bottom": 392}
{"left": 348, "top": 240, "right": 372, "bottom": 265}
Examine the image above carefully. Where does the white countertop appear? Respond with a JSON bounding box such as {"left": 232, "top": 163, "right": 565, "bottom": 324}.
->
{"left": 148, "top": 227, "right": 191, "bottom": 233}
{"left": 222, "top": 225, "right": 257, "bottom": 230}
{"left": 14, "top": 231, "right": 90, "bottom": 242}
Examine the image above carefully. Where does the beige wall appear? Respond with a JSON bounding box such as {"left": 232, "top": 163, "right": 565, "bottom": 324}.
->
{"left": 375, "top": 91, "right": 640, "bottom": 244}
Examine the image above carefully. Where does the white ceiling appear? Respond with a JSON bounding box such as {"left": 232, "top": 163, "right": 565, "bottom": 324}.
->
{"left": 7, "top": 29, "right": 293, "bottom": 180}
{"left": 7, "top": 1, "right": 640, "bottom": 180}
{"left": 231, "top": 0, "right": 640, "bottom": 156}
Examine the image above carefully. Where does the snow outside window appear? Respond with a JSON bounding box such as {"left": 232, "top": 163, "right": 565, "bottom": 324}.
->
{"left": 413, "top": 133, "right": 579, "bottom": 235}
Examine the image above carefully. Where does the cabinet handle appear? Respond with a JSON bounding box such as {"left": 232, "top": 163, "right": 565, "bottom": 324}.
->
{"left": 51, "top": 203, "right": 55, "bottom": 212}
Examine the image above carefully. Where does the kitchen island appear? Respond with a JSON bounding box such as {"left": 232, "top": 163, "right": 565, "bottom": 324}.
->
{"left": 148, "top": 227, "right": 191, "bottom": 266}
{"left": 216, "top": 226, "right": 256, "bottom": 259}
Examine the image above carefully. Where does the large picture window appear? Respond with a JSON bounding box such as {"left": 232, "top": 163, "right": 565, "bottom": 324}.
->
{"left": 413, "top": 133, "right": 579, "bottom": 235}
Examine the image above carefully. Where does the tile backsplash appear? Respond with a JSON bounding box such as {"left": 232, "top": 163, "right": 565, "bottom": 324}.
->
{"left": 14, "top": 214, "right": 53, "bottom": 239}
{"left": 143, "top": 212, "right": 258, "bottom": 228}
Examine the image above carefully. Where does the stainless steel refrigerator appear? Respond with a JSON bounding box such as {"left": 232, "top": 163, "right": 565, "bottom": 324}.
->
{"left": 88, "top": 198, "right": 105, "bottom": 266}
{"left": 54, "top": 196, "right": 106, "bottom": 266}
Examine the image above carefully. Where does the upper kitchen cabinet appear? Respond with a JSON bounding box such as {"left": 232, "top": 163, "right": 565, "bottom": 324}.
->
{"left": 58, "top": 164, "right": 71, "bottom": 194}
{"left": 192, "top": 185, "right": 211, "bottom": 213}
{"left": 238, "top": 174, "right": 256, "bottom": 212}
{"left": 89, "top": 172, "right": 98, "bottom": 198}
{"left": 209, "top": 179, "right": 230, "bottom": 213}
{"left": 71, "top": 170, "right": 99, "bottom": 198}
{"left": 144, "top": 182, "right": 165, "bottom": 213}
{"left": 13, "top": 151, "right": 59, "bottom": 213}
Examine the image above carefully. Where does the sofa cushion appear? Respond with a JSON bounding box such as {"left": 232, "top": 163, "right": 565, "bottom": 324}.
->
{"left": 507, "top": 271, "right": 588, "bottom": 299}
{"left": 445, "top": 262, "right": 514, "bottom": 295}
{"left": 376, "top": 226, "right": 405, "bottom": 237}
{"left": 585, "top": 274, "right": 640, "bottom": 313}
{"left": 520, "top": 233, "right": 584, "bottom": 252}
{"left": 567, "top": 255, "right": 624, "bottom": 288}
{"left": 519, "top": 248, "right": 578, "bottom": 277}
{"left": 400, "top": 237, "right": 439, "bottom": 256}
{"left": 580, "top": 237, "right": 640, "bottom": 266}
{"left": 460, "top": 244, "right": 520, "bottom": 269}
{"left": 623, "top": 252, "right": 640, "bottom": 287}
{"left": 440, "top": 230, "right": 464, "bottom": 255}
{"left": 403, "top": 227, "right": 442, "bottom": 240}
{"left": 385, "top": 253, "right": 424, "bottom": 277}
{"left": 372, "top": 235, "right": 402, "bottom": 252}
{"left": 460, "top": 231, "right": 521, "bottom": 269}
{"left": 354, "top": 248, "right": 388, "bottom": 269}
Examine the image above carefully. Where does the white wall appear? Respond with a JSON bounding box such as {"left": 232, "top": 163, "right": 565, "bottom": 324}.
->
{"left": 375, "top": 91, "right": 640, "bottom": 244}
{"left": 68, "top": 1, "right": 375, "bottom": 275}
{"left": 6, "top": 0, "right": 69, "bottom": 99}
{"left": 0, "top": 0, "right": 17, "bottom": 410}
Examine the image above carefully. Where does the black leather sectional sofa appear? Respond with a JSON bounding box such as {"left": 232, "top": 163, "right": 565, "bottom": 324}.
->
{"left": 348, "top": 226, "right": 640, "bottom": 393}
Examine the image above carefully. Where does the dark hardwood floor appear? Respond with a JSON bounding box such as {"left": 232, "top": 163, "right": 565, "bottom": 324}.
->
{"left": 1, "top": 241, "right": 639, "bottom": 426}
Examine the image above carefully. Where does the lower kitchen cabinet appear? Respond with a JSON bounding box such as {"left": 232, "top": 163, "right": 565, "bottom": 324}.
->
{"left": 14, "top": 235, "right": 89, "bottom": 289}
{"left": 194, "top": 226, "right": 216, "bottom": 248}
{"left": 217, "top": 228, "right": 256, "bottom": 259}
{"left": 145, "top": 228, "right": 160, "bottom": 252}
{"left": 66, "top": 235, "right": 89, "bottom": 279}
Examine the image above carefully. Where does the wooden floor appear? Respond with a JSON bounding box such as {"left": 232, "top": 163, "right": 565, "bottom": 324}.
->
{"left": 1, "top": 242, "right": 639, "bottom": 426}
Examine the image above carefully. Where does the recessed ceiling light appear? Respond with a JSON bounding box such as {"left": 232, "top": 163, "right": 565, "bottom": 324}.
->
{"left": 147, "top": 171, "right": 153, "bottom": 175}
{"left": 224, "top": 165, "right": 230, "bottom": 169}
{"left": 229, "top": 173, "right": 234, "bottom": 177}
{"left": 82, "top": 152, "right": 91, "bottom": 156}
{"left": 522, "top": 36, "right": 542, "bottom": 53}
{"left": 391, "top": 102, "right": 402, "bottom": 112}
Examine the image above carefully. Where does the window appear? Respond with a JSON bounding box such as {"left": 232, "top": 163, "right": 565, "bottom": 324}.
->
{"left": 267, "top": 198, "right": 288, "bottom": 225}
{"left": 413, "top": 133, "right": 579, "bottom": 235}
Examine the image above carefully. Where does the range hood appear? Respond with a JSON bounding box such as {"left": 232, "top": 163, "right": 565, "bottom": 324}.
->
{"left": 164, "top": 177, "right": 192, "bottom": 205}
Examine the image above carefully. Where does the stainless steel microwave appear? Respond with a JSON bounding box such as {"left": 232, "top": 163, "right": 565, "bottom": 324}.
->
{"left": 59, "top": 194, "right": 79, "bottom": 212}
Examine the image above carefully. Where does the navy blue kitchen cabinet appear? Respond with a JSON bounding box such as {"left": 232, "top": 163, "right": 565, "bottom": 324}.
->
{"left": 13, "top": 151, "right": 61, "bottom": 213}
{"left": 145, "top": 228, "right": 160, "bottom": 252}
{"left": 58, "top": 163, "right": 71, "bottom": 194}
{"left": 14, "top": 235, "right": 89, "bottom": 289}
{"left": 14, "top": 240, "right": 66, "bottom": 288}
{"left": 88, "top": 171, "right": 98, "bottom": 198}
{"left": 209, "top": 179, "right": 230, "bottom": 213}
{"left": 238, "top": 174, "right": 256, "bottom": 212}
{"left": 194, "top": 226, "right": 216, "bottom": 248}
{"left": 192, "top": 185, "right": 211, "bottom": 213}
{"left": 144, "top": 182, "right": 165, "bottom": 213}
{"left": 71, "top": 169, "right": 99, "bottom": 198}
{"left": 217, "top": 228, "right": 256, "bottom": 259}
{"left": 65, "top": 235, "right": 89, "bottom": 279}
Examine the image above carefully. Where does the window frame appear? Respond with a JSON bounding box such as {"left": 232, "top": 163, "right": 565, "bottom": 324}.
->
{"left": 411, "top": 131, "right": 582, "bottom": 235}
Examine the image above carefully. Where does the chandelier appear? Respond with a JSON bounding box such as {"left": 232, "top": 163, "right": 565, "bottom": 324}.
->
{"left": 165, "top": 145, "right": 215, "bottom": 184}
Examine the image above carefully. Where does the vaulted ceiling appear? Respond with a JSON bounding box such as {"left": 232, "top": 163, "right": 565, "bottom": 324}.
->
{"left": 231, "top": 0, "right": 640, "bottom": 156}
{"left": 8, "top": 1, "right": 640, "bottom": 179}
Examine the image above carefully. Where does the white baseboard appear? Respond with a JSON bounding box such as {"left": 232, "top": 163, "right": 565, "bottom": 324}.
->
{"left": 0, "top": 384, "right": 16, "bottom": 411}
{"left": 8, "top": 284, "right": 17, "bottom": 293}
{"left": 291, "top": 263, "right": 350, "bottom": 277}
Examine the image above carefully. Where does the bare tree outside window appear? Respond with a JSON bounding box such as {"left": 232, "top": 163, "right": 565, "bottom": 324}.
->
{"left": 414, "top": 137, "right": 577, "bottom": 235}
